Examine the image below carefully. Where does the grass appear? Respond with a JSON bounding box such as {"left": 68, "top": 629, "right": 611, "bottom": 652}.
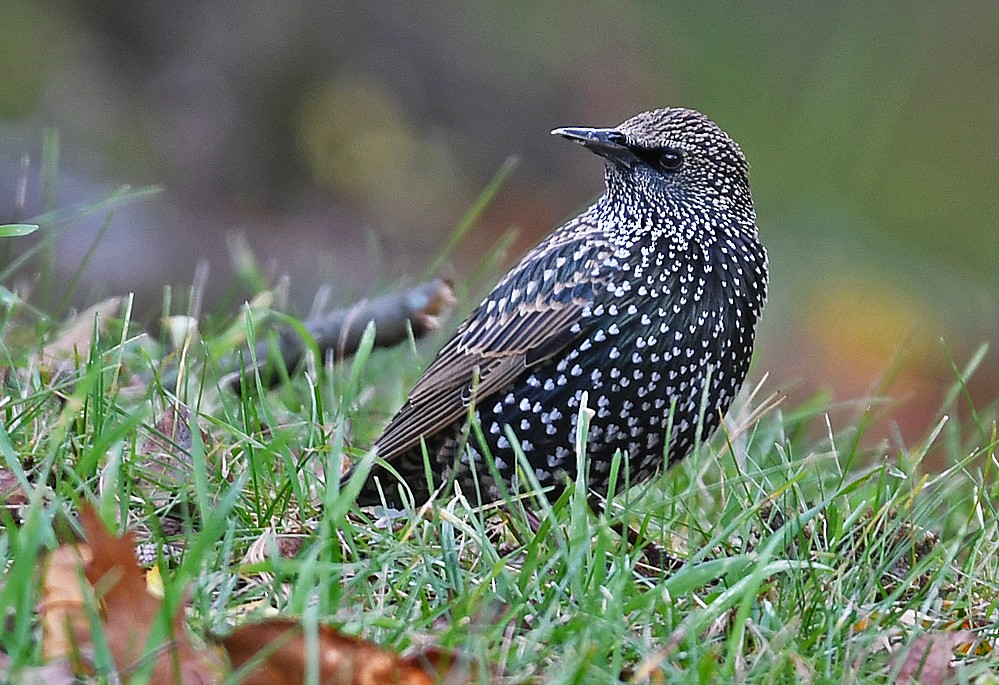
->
{"left": 0, "top": 188, "right": 997, "bottom": 684}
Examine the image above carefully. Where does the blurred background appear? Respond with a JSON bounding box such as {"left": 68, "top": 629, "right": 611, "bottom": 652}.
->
{"left": 1, "top": 2, "right": 996, "bottom": 447}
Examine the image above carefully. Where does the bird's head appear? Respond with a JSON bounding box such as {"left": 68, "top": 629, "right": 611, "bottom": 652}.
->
{"left": 553, "top": 108, "right": 752, "bottom": 212}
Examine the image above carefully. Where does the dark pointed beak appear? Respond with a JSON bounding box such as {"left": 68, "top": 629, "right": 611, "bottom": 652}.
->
{"left": 551, "top": 126, "right": 639, "bottom": 169}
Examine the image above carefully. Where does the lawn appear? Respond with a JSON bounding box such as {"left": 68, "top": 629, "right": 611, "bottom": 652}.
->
{"left": 0, "top": 188, "right": 997, "bottom": 684}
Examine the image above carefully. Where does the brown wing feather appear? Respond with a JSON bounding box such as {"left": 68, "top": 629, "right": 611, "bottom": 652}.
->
{"left": 373, "top": 298, "right": 588, "bottom": 461}
{"left": 374, "top": 216, "right": 614, "bottom": 463}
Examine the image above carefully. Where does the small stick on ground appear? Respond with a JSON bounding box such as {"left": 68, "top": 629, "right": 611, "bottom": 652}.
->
{"left": 224, "top": 278, "right": 457, "bottom": 392}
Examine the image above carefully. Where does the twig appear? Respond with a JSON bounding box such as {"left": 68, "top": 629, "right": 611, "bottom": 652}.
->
{"left": 223, "top": 278, "right": 457, "bottom": 392}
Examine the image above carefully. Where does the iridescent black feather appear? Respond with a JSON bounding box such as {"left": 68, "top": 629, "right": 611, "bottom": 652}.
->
{"left": 349, "top": 107, "right": 768, "bottom": 507}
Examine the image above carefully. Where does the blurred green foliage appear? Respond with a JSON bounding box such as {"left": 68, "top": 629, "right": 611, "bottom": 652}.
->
{"left": 0, "top": 1, "right": 996, "bottom": 424}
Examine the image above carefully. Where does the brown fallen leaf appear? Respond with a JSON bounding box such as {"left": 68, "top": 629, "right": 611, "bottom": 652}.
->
{"left": 219, "top": 618, "right": 484, "bottom": 685}
{"left": 41, "top": 505, "right": 485, "bottom": 684}
{"left": 34, "top": 297, "right": 122, "bottom": 375}
{"left": 136, "top": 402, "right": 215, "bottom": 506}
{"left": 400, "top": 645, "right": 482, "bottom": 685}
{"left": 0, "top": 466, "right": 29, "bottom": 509}
{"left": 39, "top": 543, "right": 94, "bottom": 667}
{"left": 79, "top": 504, "right": 223, "bottom": 684}
{"left": 241, "top": 528, "right": 307, "bottom": 590}
{"left": 1, "top": 658, "right": 79, "bottom": 685}
{"left": 892, "top": 630, "right": 976, "bottom": 685}
{"left": 141, "top": 402, "right": 204, "bottom": 455}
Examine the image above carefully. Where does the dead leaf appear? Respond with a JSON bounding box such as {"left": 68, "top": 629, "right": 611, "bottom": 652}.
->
{"left": 39, "top": 544, "right": 94, "bottom": 667}
{"left": 140, "top": 402, "right": 214, "bottom": 457}
{"left": 3, "top": 658, "right": 79, "bottom": 685}
{"left": 241, "top": 528, "right": 307, "bottom": 591}
{"left": 79, "top": 504, "right": 223, "bottom": 684}
{"left": 35, "top": 297, "right": 122, "bottom": 374}
{"left": 892, "top": 630, "right": 976, "bottom": 685}
{"left": 136, "top": 403, "right": 215, "bottom": 508}
{"left": 400, "top": 645, "right": 483, "bottom": 685}
{"left": 0, "top": 467, "right": 29, "bottom": 509}
{"left": 162, "top": 314, "right": 200, "bottom": 350}
{"left": 38, "top": 506, "right": 489, "bottom": 684}
{"left": 242, "top": 529, "right": 306, "bottom": 566}
{"left": 219, "top": 619, "right": 484, "bottom": 685}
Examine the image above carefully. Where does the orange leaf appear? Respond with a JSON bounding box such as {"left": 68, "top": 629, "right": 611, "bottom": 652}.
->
{"left": 892, "top": 630, "right": 977, "bottom": 685}
{"left": 39, "top": 543, "right": 93, "bottom": 668}
{"left": 0, "top": 466, "right": 29, "bottom": 508}
{"left": 79, "top": 504, "right": 223, "bottom": 684}
{"left": 35, "top": 297, "right": 122, "bottom": 374}
{"left": 220, "top": 619, "right": 483, "bottom": 685}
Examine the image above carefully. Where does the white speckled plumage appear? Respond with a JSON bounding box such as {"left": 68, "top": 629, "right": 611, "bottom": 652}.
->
{"left": 350, "top": 107, "right": 768, "bottom": 507}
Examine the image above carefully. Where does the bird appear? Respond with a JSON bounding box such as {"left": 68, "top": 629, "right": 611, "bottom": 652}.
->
{"left": 349, "top": 107, "right": 768, "bottom": 509}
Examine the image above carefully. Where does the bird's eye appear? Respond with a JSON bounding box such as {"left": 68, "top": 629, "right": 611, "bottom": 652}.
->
{"left": 631, "top": 146, "right": 685, "bottom": 174}
{"left": 658, "top": 150, "right": 684, "bottom": 172}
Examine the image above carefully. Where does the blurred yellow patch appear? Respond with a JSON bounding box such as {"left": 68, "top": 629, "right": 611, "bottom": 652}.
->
{"left": 806, "top": 280, "right": 937, "bottom": 380}
{"left": 295, "top": 75, "right": 464, "bottom": 238}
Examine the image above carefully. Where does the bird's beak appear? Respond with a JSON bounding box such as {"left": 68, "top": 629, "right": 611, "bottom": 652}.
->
{"left": 551, "top": 126, "right": 639, "bottom": 169}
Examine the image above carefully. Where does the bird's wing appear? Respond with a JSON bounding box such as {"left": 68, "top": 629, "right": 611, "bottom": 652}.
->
{"left": 373, "top": 221, "right": 612, "bottom": 462}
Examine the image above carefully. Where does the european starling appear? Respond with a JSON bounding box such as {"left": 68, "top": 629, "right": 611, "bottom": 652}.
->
{"left": 351, "top": 107, "right": 768, "bottom": 508}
